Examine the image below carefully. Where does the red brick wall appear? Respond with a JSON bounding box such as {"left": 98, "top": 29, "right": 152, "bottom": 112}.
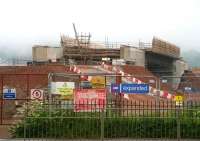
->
{"left": 0, "top": 65, "right": 70, "bottom": 124}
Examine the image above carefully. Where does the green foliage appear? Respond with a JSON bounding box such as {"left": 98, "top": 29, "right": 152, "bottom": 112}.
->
{"left": 10, "top": 101, "right": 200, "bottom": 139}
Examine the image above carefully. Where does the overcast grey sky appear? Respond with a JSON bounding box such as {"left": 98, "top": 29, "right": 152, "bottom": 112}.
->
{"left": 0, "top": 0, "right": 200, "bottom": 56}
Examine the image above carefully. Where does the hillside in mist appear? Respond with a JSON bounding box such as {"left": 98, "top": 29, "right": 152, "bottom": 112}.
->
{"left": 181, "top": 49, "right": 200, "bottom": 68}
{"left": 0, "top": 46, "right": 32, "bottom": 65}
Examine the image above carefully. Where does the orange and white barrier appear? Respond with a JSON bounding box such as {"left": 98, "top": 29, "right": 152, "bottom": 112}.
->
{"left": 101, "top": 62, "right": 175, "bottom": 100}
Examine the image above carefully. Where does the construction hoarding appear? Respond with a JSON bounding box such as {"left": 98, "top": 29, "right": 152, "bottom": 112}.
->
{"left": 74, "top": 89, "right": 106, "bottom": 112}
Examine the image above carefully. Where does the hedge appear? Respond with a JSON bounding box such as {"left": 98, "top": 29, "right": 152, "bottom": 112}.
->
{"left": 10, "top": 117, "right": 200, "bottom": 139}
{"left": 10, "top": 101, "right": 200, "bottom": 139}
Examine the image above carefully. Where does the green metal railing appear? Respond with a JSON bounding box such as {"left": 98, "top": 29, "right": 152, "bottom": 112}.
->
{"left": 9, "top": 100, "right": 200, "bottom": 140}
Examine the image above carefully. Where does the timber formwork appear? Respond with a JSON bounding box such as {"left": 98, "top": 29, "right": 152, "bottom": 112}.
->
{"left": 63, "top": 46, "right": 120, "bottom": 61}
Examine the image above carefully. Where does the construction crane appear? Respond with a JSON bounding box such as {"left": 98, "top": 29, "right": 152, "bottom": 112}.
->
{"left": 72, "top": 23, "right": 81, "bottom": 50}
{"left": 72, "top": 23, "right": 91, "bottom": 64}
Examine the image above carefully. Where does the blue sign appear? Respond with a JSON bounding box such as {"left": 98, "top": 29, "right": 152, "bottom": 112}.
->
{"left": 3, "top": 88, "right": 16, "bottom": 99}
{"left": 111, "top": 83, "right": 149, "bottom": 94}
{"left": 121, "top": 83, "right": 149, "bottom": 94}
{"left": 111, "top": 84, "right": 120, "bottom": 93}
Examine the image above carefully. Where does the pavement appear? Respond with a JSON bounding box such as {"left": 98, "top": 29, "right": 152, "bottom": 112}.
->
{"left": 0, "top": 125, "right": 12, "bottom": 139}
{"left": 0, "top": 139, "right": 200, "bottom": 141}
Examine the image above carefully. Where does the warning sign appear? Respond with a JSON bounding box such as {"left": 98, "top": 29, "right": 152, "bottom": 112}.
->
{"left": 51, "top": 82, "right": 75, "bottom": 100}
{"left": 31, "top": 89, "right": 44, "bottom": 100}
{"left": 175, "top": 95, "right": 184, "bottom": 106}
{"left": 90, "top": 76, "right": 105, "bottom": 88}
{"left": 175, "top": 96, "right": 183, "bottom": 102}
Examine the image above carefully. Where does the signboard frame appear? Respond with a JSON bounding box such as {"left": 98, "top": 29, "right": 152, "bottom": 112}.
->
{"left": 3, "top": 88, "right": 16, "bottom": 99}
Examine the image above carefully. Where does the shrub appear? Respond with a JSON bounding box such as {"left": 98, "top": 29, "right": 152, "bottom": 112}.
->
{"left": 10, "top": 101, "right": 200, "bottom": 139}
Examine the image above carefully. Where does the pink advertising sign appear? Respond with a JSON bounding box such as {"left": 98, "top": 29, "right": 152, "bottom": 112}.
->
{"left": 74, "top": 89, "right": 106, "bottom": 112}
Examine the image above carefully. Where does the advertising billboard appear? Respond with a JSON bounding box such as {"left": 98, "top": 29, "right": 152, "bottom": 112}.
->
{"left": 74, "top": 89, "right": 106, "bottom": 112}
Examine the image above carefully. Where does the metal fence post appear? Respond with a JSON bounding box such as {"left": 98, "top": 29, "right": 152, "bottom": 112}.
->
{"left": 156, "top": 78, "right": 161, "bottom": 116}
{"left": 0, "top": 99, "right": 2, "bottom": 125}
{"left": 48, "top": 73, "right": 52, "bottom": 114}
{"left": 23, "top": 102, "right": 27, "bottom": 141}
{"left": 1, "top": 75, "right": 3, "bottom": 125}
{"left": 100, "top": 108, "right": 104, "bottom": 141}
{"left": 177, "top": 105, "right": 181, "bottom": 141}
{"left": 23, "top": 118, "right": 26, "bottom": 141}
